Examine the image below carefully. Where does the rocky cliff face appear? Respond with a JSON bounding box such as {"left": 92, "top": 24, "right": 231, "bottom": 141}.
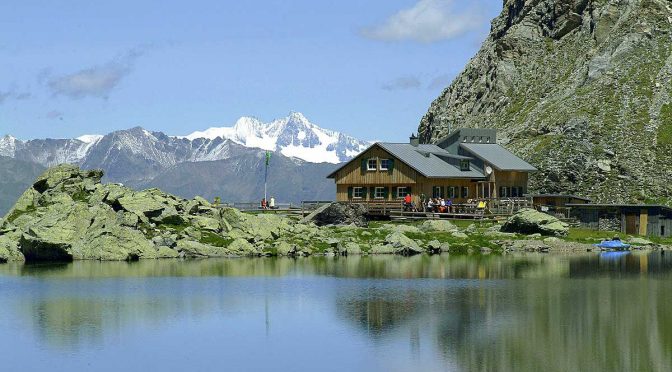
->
{"left": 419, "top": 0, "right": 672, "bottom": 204}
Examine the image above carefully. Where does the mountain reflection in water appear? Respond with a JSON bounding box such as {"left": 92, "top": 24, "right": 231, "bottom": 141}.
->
{"left": 0, "top": 253, "right": 670, "bottom": 372}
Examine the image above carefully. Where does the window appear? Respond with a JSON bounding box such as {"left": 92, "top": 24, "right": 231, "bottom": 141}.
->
{"left": 662, "top": 225, "right": 666, "bottom": 237}
{"left": 396, "top": 186, "right": 408, "bottom": 199}
{"left": 500, "top": 186, "right": 508, "bottom": 198}
{"left": 460, "top": 160, "right": 470, "bottom": 171}
{"left": 380, "top": 159, "right": 391, "bottom": 170}
{"left": 447, "top": 186, "right": 457, "bottom": 199}
{"left": 367, "top": 159, "right": 378, "bottom": 171}
{"left": 353, "top": 187, "right": 364, "bottom": 199}
{"left": 462, "top": 186, "right": 469, "bottom": 198}
{"left": 432, "top": 186, "right": 443, "bottom": 199}
{"left": 374, "top": 187, "right": 386, "bottom": 199}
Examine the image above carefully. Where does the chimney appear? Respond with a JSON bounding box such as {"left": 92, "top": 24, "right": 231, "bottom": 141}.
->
{"left": 409, "top": 133, "right": 419, "bottom": 147}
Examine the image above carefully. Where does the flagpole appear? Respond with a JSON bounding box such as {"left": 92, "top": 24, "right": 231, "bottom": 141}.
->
{"left": 264, "top": 151, "right": 270, "bottom": 203}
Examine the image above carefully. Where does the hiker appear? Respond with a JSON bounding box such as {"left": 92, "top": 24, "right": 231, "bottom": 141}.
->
{"left": 269, "top": 196, "right": 276, "bottom": 209}
{"left": 446, "top": 198, "right": 453, "bottom": 213}
{"left": 420, "top": 193, "right": 427, "bottom": 212}
{"left": 403, "top": 193, "right": 412, "bottom": 211}
{"left": 427, "top": 198, "right": 435, "bottom": 212}
{"left": 261, "top": 198, "right": 267, "bottom": 210}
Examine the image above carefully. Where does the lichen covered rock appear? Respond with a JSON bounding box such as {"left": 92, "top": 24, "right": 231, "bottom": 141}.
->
{"left": 501, "top": 209, "right": 569, "bottom": 237}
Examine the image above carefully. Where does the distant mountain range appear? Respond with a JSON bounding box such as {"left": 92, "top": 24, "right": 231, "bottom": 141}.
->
{"left": 0, "top": 113, "right": 359, "bottom": 214}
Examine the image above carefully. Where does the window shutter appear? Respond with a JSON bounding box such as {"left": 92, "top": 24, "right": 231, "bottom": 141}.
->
{"left": 361, "top": 159, "right": 367, "bottom": 173}
{"left": 388, "top": 159, "right": 395, "bottom": 174}
{"left": 361, "top": 187, "right": 367, "bottom": 199}
{"left": 392, "top": 187, "right": 398, "bottom": 199}
{"left": 383, "top": 187, "right": 389, "bottom": 199}
{"left": 407, "top": 186, "right": 412, "bottom": 195}
{"left": 347, "top": 187, "right": 353, "bottom": 199}
{"left": 370, "top": 187, "right": 375, "bottom": 199}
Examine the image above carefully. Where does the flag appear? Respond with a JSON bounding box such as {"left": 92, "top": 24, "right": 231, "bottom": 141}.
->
{"left": 265, "top": 151, "right": 271, "bottom": 166}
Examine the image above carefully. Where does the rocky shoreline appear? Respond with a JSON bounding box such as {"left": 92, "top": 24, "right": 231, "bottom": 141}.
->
{"left": 0, "top": 165, "right": 668, "bottom": 264}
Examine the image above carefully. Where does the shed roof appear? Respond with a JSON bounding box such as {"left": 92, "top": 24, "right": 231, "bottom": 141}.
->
{"left": 460, "top": 143, "right": 537, "bottom": 171}
{"left": 566, "top": 204, "right": 672, "bottom": 214}
{"left": 531, "top": 194, "right": 592, "bottom": 202}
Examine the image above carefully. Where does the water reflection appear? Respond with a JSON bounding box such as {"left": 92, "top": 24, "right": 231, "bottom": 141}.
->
{"left": 1, "top": 253, "right": 671, "bottom": 371}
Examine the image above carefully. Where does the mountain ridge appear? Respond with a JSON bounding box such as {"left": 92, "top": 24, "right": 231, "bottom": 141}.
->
{"left": 419, "top": 0, "right": 672, "bottom": 204}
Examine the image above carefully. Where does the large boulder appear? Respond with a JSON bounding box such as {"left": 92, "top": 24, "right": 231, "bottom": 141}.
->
{"left": 421, "top": 220, "right": 458, "bottom": 232}
{"left": 307, "top": 203, "right": 368, "bottom": 227}
{"left": 384, "top": 232, "right": 423, "bottom": 255}
{"left": 501, "top": 209, "right": 569, "bottom": 237}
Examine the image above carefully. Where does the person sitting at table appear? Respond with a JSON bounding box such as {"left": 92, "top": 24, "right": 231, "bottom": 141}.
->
{"left": 439, "top": 198, "right": 446, "bottom": 213}
{"left": 446, "top": 198, "right": 453, "bottom": 213}
{"left": 427, "top": 198, "right": 434, "bottom": 212}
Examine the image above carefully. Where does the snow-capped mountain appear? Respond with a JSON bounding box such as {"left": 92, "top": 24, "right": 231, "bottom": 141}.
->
{"left": 0, "top": 112, "right": 352, "bottom": 208}
{"left": 182, "top": 112, "right": 369, "bottom": 163}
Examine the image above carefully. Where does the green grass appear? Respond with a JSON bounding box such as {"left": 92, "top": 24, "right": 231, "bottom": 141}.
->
{"left": 657, "top": 103, "right": 672, "bottom": 146}
{"left": 72, "top": 189, "right": 90, "bottom": 203}
{"left": 565, "top": 228, "right": 622, "bottom": 242}
{"left": 199, "top": 231, "right": 234, "bottom": 247}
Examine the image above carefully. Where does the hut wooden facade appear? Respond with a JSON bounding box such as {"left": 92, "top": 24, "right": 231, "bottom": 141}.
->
{"left": 327, "top": 129, "right": 536, "bottom": 205}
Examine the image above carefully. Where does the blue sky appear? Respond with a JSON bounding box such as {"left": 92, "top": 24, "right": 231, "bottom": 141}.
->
{"left": 0, "top": 0, "right": 501, "bottom": 141}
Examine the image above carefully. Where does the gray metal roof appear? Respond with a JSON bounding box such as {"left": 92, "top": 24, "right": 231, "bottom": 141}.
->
{"left": 412, "top": 144, "right": 473, "bottom": 160}
{"left": 378, "top": 143, "right": 485, "bottom": 179}
{"left": 531, "top": 194, "right": 592, "bottom": 202}
{"left": 460, "top": 143, "right": 537, "bottom": 171}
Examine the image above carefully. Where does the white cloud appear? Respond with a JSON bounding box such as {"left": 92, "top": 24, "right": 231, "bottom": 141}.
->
{"left": 361, "top": 0, "right": 484, "bottom": 43}
{"left": 381, "top": 76, "right": 422, "bottom": 91}
{"left": 46, "top": 47, "right": 147, "bottom": 99}
{"left": 0, "top": 88, "right": 31, "bottom": 105}
{"left": 427, "top": 73, "right": 454, "bottom": 90}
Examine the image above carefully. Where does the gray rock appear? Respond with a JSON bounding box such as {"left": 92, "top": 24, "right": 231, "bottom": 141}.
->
{"left": 421, "top": 220, "right": 457, "bottom": 232}
{"left": 501, "top": 209, "right": 569, "bottom": 237}
{"left": 384, "top": 232, "right": 423, "bottom": 255}
{"left": 306, "top": 202, "right": 368, "bottom": 227}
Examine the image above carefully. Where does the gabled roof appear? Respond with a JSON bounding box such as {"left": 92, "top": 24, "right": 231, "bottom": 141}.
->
{"left": 326, "top": 142, "right": 485, "bottom": 179}
{"left": 378, "top": 143, "right": 485, "bottom": 178}
{"left": 460, "top": 143, "right": 537, "bottom": 171}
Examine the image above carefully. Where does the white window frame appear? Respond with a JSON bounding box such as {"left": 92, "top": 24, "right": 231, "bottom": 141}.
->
{"left": 460, "top": 159, "right": 470, "bottom": 171}
{"left": 462, "top": 187, "right": 469, "bottom": 198}
{"left": 367, "top": 159, "right": 378, "bottom": 171}
{"left": 396, "top": 187, "right": 408, "bottom": 199}
{"left": 374, "top": 187, "right": 386, "bottom": 199}
{"left": 448, "top": 186, "right": 457, "bottom": 199}
{"left": 432, "top": 186, "right": 443, "bottom": 199}
{"left": 380, "top": 159, "right": 391, "bottom": 171}
{"left": 353, "top": 187, "right": 364, "bottom": 199}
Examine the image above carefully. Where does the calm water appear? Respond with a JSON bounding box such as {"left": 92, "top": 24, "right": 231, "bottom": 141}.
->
{"left": 1, "top": 252, "right": 671, "bottom": 372}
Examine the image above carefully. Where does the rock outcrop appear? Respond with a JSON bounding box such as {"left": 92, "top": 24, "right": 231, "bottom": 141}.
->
{"left": 306, "top": 202, "right": 368, "bottom": 227}
{"left": 0, "top": 164, "right": 298, "bottom": 262}
{"left": 501, "top": 208, "right": 569, "bottom": 236}
{"left": 419, "top": 0, "right": 672, "bottom": 205}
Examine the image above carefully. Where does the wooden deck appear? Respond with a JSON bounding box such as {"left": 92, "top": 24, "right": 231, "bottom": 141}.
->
{"left": 344, "top": 197, "right": 533, "bottom": 220}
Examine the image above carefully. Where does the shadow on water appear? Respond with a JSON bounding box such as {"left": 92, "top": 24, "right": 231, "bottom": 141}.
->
{"left": 1, "top": 253, "right": 672, "bottom": 371}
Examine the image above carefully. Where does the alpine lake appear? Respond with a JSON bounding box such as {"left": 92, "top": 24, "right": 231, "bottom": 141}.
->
{"left": 1, "top": 251, "right": 671, "bottom": 372}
